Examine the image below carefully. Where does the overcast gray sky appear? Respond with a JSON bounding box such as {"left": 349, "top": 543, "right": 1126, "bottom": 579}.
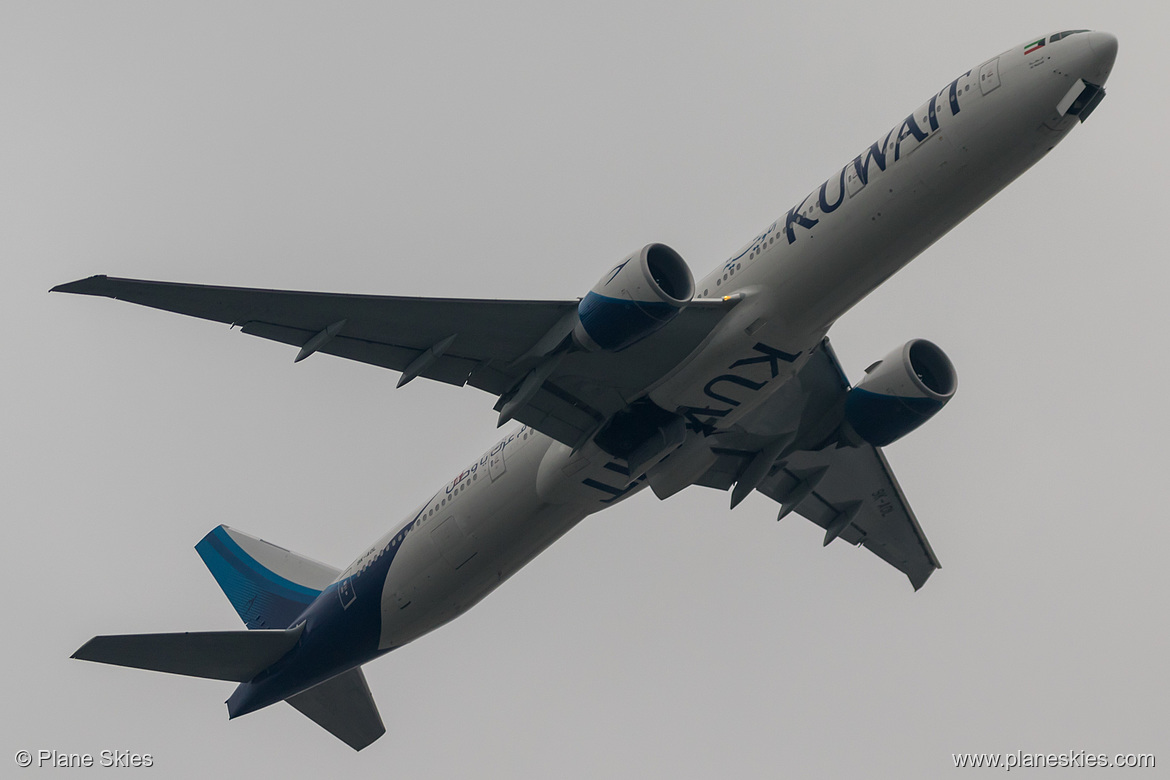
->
{"left": 3, "top": 2, "right": 1166, "bottom": 777}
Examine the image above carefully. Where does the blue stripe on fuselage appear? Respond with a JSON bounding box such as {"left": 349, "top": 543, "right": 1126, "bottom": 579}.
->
{"left": 226, "top": 510, "right": 423, "bottom": 717}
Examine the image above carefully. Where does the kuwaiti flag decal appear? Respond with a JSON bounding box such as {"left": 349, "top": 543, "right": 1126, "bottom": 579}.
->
{"left": 1024, "top": 38, "right": 1046, "bottom": 54}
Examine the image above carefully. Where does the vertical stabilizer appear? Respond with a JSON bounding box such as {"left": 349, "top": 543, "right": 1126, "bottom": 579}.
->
{"left": 196, "top": 525, "right": 340, "bottom": 629}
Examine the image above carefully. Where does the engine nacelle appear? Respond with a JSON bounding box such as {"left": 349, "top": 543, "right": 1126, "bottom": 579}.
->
{"left": 572, "top": 243, "right": 694, "bottom": 352}
{"left": 843, "top": 339, "right": 957, "bottom": 447}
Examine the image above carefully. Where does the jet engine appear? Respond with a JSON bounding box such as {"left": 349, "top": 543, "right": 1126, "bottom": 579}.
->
{"left": 572, "top": 243, "right": 695, "bottom": 351}
{"left": 843, "top": 339, "right": 957, "bottom": 447}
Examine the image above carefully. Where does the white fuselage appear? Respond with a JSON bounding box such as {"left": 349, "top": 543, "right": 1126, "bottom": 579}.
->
{"left": 332, "top": 32, "right": 1115, "bottom": 653}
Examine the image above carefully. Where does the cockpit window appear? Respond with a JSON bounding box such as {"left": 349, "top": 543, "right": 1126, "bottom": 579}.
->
{"left": 1050, "top": 30, "right": 1089, "bottom": 43}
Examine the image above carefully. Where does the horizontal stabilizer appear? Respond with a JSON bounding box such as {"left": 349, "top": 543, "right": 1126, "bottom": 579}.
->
{"left": 196, "top": 525, "right": 339, "bottom": 630}
{"left": 72, "top": 625, "right": 304, "bottom": 682}
{"left": 286, "top": 667, "right": 386, "bottom": 751}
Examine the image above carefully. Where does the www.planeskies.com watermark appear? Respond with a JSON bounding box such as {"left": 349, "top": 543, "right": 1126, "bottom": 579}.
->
{"left": 953, "top": 750, "right": 1155, "bottom": 770}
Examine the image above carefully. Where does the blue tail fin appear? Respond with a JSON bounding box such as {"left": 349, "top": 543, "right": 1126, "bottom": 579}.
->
{"left": 196, "top": 525, "right": 340, "bottom": 630}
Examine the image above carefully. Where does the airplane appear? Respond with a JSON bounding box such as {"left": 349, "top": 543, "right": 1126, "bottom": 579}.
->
{"left": 56, "top": 30, "right": 1117, "bottom": 750}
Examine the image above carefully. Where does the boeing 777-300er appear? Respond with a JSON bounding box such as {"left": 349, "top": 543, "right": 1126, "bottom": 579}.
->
{"left": 57, "top": 31, "right": 1117, "bottom": 750}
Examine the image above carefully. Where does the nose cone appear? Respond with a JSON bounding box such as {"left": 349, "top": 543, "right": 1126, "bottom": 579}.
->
{"left": 1086, "top": 31, "right": 1118, "bottom": 84}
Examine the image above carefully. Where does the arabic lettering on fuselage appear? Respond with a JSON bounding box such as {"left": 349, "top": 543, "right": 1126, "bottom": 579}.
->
{"left": 723, "top": 70, "right": 971, "bottom": 272}
{"left": 443, "top": 425, "right": 530, "bottom": 495}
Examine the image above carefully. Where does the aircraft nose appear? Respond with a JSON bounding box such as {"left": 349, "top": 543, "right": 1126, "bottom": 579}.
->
{"left": 1086, "top": 31, "right": 1118, "bottom": 84}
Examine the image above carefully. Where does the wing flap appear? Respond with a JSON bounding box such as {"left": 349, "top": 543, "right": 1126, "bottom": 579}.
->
{"left": 239, "top": 321, "right": 481, "bottom": 387}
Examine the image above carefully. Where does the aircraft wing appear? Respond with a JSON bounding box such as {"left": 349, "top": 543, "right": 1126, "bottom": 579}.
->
{"left": 52, "top": 275, "right": 732, "bottom": 448}
{"left": 692, "top": 340, "right": 942, "bottom": 589}
{"left": 762, "top": 444, "right": 940, "bottom": 589}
